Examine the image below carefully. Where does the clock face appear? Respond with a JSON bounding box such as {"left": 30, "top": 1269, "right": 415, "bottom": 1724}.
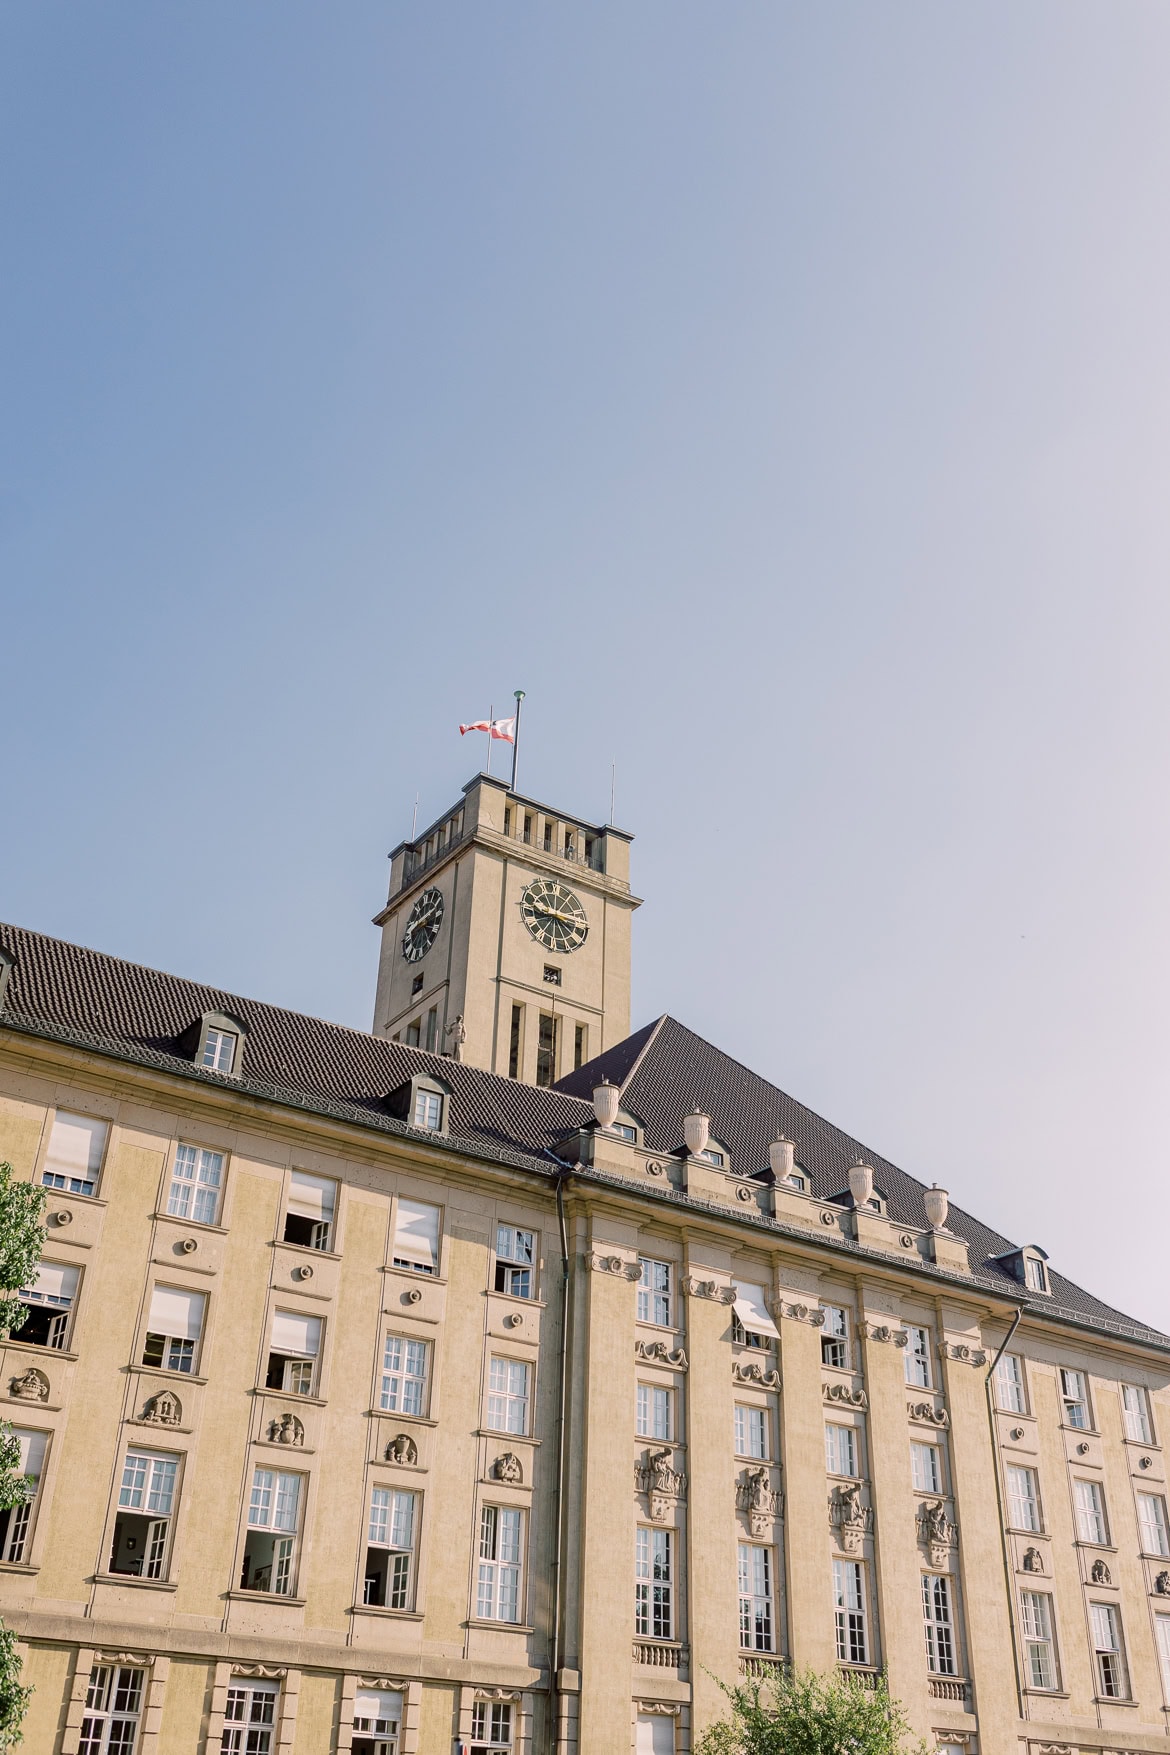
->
{"left": 401, "top": 886, "right": 445, "bottom": 964}
{"left": 520, "top": 878, "right": 588, "bottom": 953}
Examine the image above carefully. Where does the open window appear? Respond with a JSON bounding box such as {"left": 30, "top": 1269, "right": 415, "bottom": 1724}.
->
{"left": 265, "top": 1311, "right": 321, "bottom": 1396}
{"left": 353, "top": 1686, "right": 403, "bottom": 1755}
{"left": 282, "top": 1172, "right": 336, "bottom": 1251}
{"left": 820, "top": 1304, "right": 850, "bottom": 1369}
{"left": 731, "top": 1281, "right": 778, "bottom": 1351}
{"left": 0, "top": 1429, "right": 47, "bottom": 1563}
{"left": 241, "top": 1467, "right": 302, "bottom": 1594}
{"left": 494, "top": 1226, "right": 535, "bottom": 1298}
{"left": 110, "top": 1448, "right": 179, "bottom": 1579}
{"left": 391, "top": 1199, "right": 441, "bottom": 1275}
{"left": 363, "top": 1487, "right": 417, "bottom": 1608}
{"left": 41, "top": 1111, "right": 108, "bottom": 1196}
{"left": 13, "top": 1261, "right": 78, "bottom": 1350}
{"left": 142, "top": 1285, "right": 206, "bottom": 1374}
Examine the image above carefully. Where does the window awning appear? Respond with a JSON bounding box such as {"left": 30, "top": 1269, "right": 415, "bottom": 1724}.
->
{"left": 354, "top": 1688, "right": 402, "bottom": 1726}
{"left": 14, "top": 1430, "right": 47, "bottom": 1480}
{"left": 733, "top": 1280, "right": 778, "bottom": 1338}
{"left": 271, "top": 1311, "right": 321, "bottom": 1358}
{"left": 45, "top": 1113, "right": 107, "bottom": 1176}
{"left": 393, "top": 1199, "right": 440, "bottom": 1270}
{"left": 147, "top": 1285, "right": 206, "bottom": 1340}
{"left": 23, "top": 1261, "right": 79, "bottom": 1304}
{"left": 287, "top": 1171, "right": 335, "bottom": 1221}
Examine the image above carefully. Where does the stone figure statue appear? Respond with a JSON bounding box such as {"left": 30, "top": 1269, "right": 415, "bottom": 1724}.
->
{"left": 444, "top": 1014, "right": 466, "bottom": 1061}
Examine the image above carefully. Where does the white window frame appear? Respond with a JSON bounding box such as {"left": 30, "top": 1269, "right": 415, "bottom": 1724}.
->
{"left": 1121, "top": 1383, "right": 1154, "bottom": 1445}
{"left": 0, "top": 1429, "right": 47, "bottom": 1564}
{"left": 635, "top": 1524, "right": 673, "bottom": 1640}
{"left": 922, "top": 1573, "right": 958, "bottom": 1675}
{"left": 1138, "top": 1492, "right": 1170, "bottom": 1558}
{"left": 113, "top": 1448, "right": 179, "bottom": 1580}
{"left": 1020, "top": 1590, "right": 1058, "bottom": 1690}
{"left": 832, "top": 1558, "right": 869, "bottom": 1665}
{"left": 42, "top": 1111, "right": 108, "bottom": 1196}
{"left": 243, "top": 1468, "right": 302, "bottom": 1596}
{"left": 994, "top": 1352, "right": 1027, "bottom": 1414}
{"left": 821, "top": 1305, "right": 849, "bottom": 1369}
{"left": 825, "top": 1422, "right": 858, "bottom": 1478}
{"left": 487, "top": 1357, "right": 530, "bottom": 1436}
{"left": 735, "top": 1403, "right": 768, "bottom": 1460}
{"left": 738, "top": 1542, "right": 774, "bottom": 1652}
{"left": 637, "top": 1384, "right": 673, "bottom": 1442}
{"left": 1006, "top": 1465, "right": 1041, "bottom": 1532}
{"left": 353, "top": 1686, "right": 403, "bottom": 1750}
{"left": 142, "top": 1283, "right": 206, "bottom": 1375}
{"left": 283, "top": 1170, "right": 337, "bottom": 1252}
{"left": 1155, "top": 1612, "right": 1170, "bottom": 1703}
{"left": 365, "top": 1486, "right": 417, "bottom": 1609}
{"left": 412, "top": 1088, "right": 443, "bottom": 1130}
{"left": 494, "top": 1225, "right": 536, "bottom": 1299}
{"left": 380, "top": 1334, "right": 429, "bottom": 1416}
{"left": 221, "top": 1679, "right": 278, "bottom": 1753}
{"left": 1090, "top": 1601, "right": 1128, "bottom": 1699}
{"left": 1074, "top": 1478, "right": 1108, "bottom": 1546}
{"left": 79, "top": 1664, "right": 145, "bottom": 1755}
{"left": 910, "top": 1440, "right": 943, "bottom": 1495}
{"left": 476, "top": 1504, "right": 524, "bottom": 1623}
{"left": 1060, "top": 1368, "right": 1091, "bottom": 1430}
{"left": 470, "top": 1699, "right": 514, "bottom": 1754}
{"left": 637, "top": 1258, "right": 672, "bottom": 1327}
{"left": 904, "top": 1325, "right": 931, "bottom": 1388}
{"left": 201, "top": 1026, "right": 238, "bottom": 1074}
{"left": 17, "top": 1259, "right": 79, "bottom": 1350}
{"left": 167, "top": 1143, "right": 225, "bottom": 1225}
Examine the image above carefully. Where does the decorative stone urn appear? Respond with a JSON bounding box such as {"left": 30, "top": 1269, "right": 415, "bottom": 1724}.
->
{"left": 683, "top": 1109, "right": 710, "bottom": 1157}
{"left": 769, "top": 1138, "right": 795, "bottom": 1179}
{"left": 924, "top": 1184, "right": 949, "bottom": 1230}
{"left": 592, "top": 1079, "right": 620, "bottom": 1129}
{"left": 847, "top": 1161, "right": 874, "bottom": 1207}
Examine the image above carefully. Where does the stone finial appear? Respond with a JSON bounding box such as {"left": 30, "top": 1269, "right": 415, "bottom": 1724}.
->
{"left": 593, "top": 1079, "right": 620, "bottom": 1129}
{"left": 924, "top": 1184, "right": 949, "bottom": 1230}
{"left": 847, "top": 1161, "right": 874, "bottom": 1207}
{"left": 768, "top": 1138, "right": 795, "bottom": 1179}
{"left": 683, "top": 1109, "right": 710, "bottom": 1157}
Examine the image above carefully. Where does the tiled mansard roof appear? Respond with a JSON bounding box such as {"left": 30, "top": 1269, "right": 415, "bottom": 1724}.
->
{"left": 0, "top": 922, "right": 1164, "bottom": 1350}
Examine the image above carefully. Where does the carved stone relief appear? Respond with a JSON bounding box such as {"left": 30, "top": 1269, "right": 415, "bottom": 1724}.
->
{"left": 232, "top": 1664, "right": 286, "bottom": 1679}
{"left": 588, "top": 1252, "right": 641, "bottom": 1280}
{"left": 635, "top": 1339, "right": 688, "bottom": 1369}
{"left": 361, "top": 1675, "right": 407, "bottom": 1691}
{"left": 141, "top": 1389, "right": 182, "bottom": 1426}
{"left": 474, "top": 1687, "right": 522, "bottom": 1702}
{"left": 266, "top": 1412, "right": 304, "bottom": 1447}
{"left": 635, "top": 1447, "right": 686, "bottom": 1522}
{"left": 779, "top": 1301, "right": 826, "bottom": 1326}
{"left": 737, "top": 1467, "right": 781, "bottom": 1535}
{"left": 682, "top": 1277, "right": 736, "bottom": 1305}
{"left": 385, "top": 1433, "right": 418, "bottom": 1465}
{"left": 1090, "top": 1558, "right": 1112, "bottom": 1585}
{"left": 824, "top": 1383, "right": 867, "bottom": 1410}
{"left": 937, "top": 1340, "right": 988, "bottom": 1367}
{"left": 1022, "top": 1546, "right": 1046, "bottom": 1574}
{"left": 917, "top": 1499, "right": 957, "bottom": 1567}
{"left": 1154, "top": 1569, "right": 1170, "bottom": 1595}
{"left": 907, "top": 1400, "right": 949, "bottom": 1427}
{"left": 97, "top": 1651, "right": 155, "bottom": 1668}
{"left": 9, "top": 1368, "right": 48, "bottom": 1403}
{"left": 829, "top": 1482, "right": 872, "bottom": 1553}
{"left": 733, "top": 1362, "right": 781, "bottom": 1391}
{"left": 636, "top": 1701, "right": 683, "bottom": 1715}
{"left": 492, "top": 1452, "right": 523, "bottom": 1484}
{"left": 861, "top": 1323, "right": 909, "bottom": 1347}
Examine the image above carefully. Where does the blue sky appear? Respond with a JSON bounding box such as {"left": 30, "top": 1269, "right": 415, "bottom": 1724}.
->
{"left": 4, "top": 5, "right": 1170, "bottom": 1328}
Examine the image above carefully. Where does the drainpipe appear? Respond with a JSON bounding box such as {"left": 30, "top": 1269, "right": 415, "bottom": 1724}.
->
{"left": 550, "top": 1171, "right": 572, "bottom": 1753}
{"left": 984, "top": 1308, "right": 1026, "bottom": 1720}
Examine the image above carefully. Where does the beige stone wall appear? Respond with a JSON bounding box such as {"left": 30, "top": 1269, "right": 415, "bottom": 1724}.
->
{"left": 1, "top": 1039, "right": 1169, "bottom": 1753}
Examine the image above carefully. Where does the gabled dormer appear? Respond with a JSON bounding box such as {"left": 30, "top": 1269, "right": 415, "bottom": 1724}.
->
{"left": 385, "top": 1071, "right": 453, "bottom": 1137}
{"left": 994, "top": 1244, "right": 1051, "bottom": 1295}
{"left": 176, "top": 1009, "right": 248, "bottom": 1077}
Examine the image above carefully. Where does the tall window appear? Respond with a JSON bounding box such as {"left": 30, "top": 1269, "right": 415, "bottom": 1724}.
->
{"left": 353, "top": 1687, "right": 402, "bottom": 1755}
{"left": 282, "top": 1171, "right": 336, "bottom": 1251}
{"left": 0, "top": 1430, "right": 46, "bottom": 1563}
{"left": 1138, "top": 1493, "right": 1170, "bottom": 1557}
{"left": 364, "top": 1487, "right": 416, "bottom": 1608}
{"left": 79, "top": 1665, "right": 144, "bottom": 1755}
{"left": 167, "top": 1144, "right": 224, "bottom": 1225}
{"left": 392, "top": 1199, "right": 441, "bottom": 1275}
{"left": 424, "top": 1007, "right": 438, "bottom": 1052}
{"left": 487, "top": 1358, "right": 531, "bottom": 1435}
{"left": 832, "top": 1559, "right": 868, "bottom": 1664}
{"left": 508, "top": 1004, "right": 523, "bottom": 1079}
{"left": 922, "top": 1574, "right": 957, "bottom": 1675}
{"left": 574, "top": 1023, "right": 587, "bottom": 1070}
{"left": 14, "top": 1260, "right": 79, "bottom": 1350}
{"left": 825, "top": 1423, "right": 858, "bottom": 1478}
{"left": 637, "top": 1259, "right": 672, "bottom": 1327}
{"left": 735, "top": 1405, "right": 768, "bottom": 1460}
{"left": 242, "top": 1468, "right": 301, "bottom": 1595}
{"left": 1060, "top": 1369, "right": 1090, "bottom": 1429}
{"left": 495, "top": 1227, "right": 535, "bottom": 1298}
{"left": 1023, "top": 1256, "right": 1048, "bottom": 1292}
{"left": 111, "top": 1449, "right": 178, "bottom": 1579}
{"left": 1155, "top": 1614, "right": 1170, "bottom": 1702}
{"left": 201, "top": 1027, "right": 238, "bottom": 1073}
{"left": 1074, "top": 1479, "right": 1108, "bottom": 1546}
{"left": 904, "top": 1326, "right": 931, "bottom": 1388}
{"left": 1020, "top": 1591, "right": 1057, "bottom": 1689}
{"left": 637, "top": 1385, "right": 673, "bottom": 1442}
{"left": 221, "top": 1680, "right": 277, "bottom": 1754}
{"left": 910, "top": 1441, "right": 943, "bottom": 1494}
{"left": 738, "top": 1544, "right": 774, "bottom": 1651}
{"left": 821, "top": 1306, "right": 849, "bottom": 1369}
{"left": 265, "top": 1311, "right": 321, "bottom": 1396}
{"left": 635, "top": 1526, "right": 673, "bottom": 1639}
{"left": 1090, "top": 1602, "right": 1128, "bottom": 1699}
{"left": 470, "top": 1700, "right": 513, "bottom": 1755}
{"left": 476, "top": 1505, "right": 523, "bottom": 1622}
{"left": 142, "top": 1285, "right": 205, "bottom": 1374}
{"left": 1121, "top": 1383, "right": 1154, "bottom": 1444}
{"left": 994, "top": 1353, "right": 1027, "bottom": 1414}
{"left": 536, "top": 1013, "right": 558, "bottom": 1086}
{"left": 42, "top": 1112, "right": 107, "bottom": 1196}
{"left": 1006, "top": 1465, "right": 1041, "bottom": 1532}
{"left": 380, "top": 1335, "right": 429, "bottom": 1416}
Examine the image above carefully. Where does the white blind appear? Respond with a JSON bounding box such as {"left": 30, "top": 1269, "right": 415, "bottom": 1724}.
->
{"left": 354, "top": 1687, "right": 401, "bottom": 1723}
{"left": 26, "top": 1262, "right": 79, "bottom": 1303}
{"left": 393, "top": 1199, "right": 440, "bottom": 1270}
{"left": 733, "top": 1280, "right": 779, "bottom": 1337}
{"left": 147, "top": 1285, "right": 206, "bottom": 1340}
{"left": 14, "top": 1430, "right": 47, "bottom": 1480}
{"left": 271, "top": 1311, "right": 321, "bottom": 1357}
{"left": 287, "top": 1171, "right": 336, "bottom": 1221}
{"left": 45, "top": 1113, "right": 107, "bottom": 1177}
{"left": 636, "top": 1715, "right": 676, "bottom": 1755}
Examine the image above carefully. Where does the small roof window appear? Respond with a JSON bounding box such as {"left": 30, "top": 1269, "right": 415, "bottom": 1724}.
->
{"left": 179, "top": 1011, "right": 247, "bottom": 1078}
{"left": 385, "top": 1072, "right": 452, "bottom": 1136}
{"left": 994, "top": 1244, "right": 1050, "bottom": 1295}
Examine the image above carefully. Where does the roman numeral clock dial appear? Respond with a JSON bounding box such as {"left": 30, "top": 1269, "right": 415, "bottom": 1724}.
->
{"left": 520, "top": 878, "right": 588, "bottom": 953}
{"left": 401, "top": 886, "right": 445, "bottom": 963}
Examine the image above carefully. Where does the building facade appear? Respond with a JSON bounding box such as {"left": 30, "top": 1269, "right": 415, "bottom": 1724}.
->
{"left": 0, "top": 779, "right": 1167, "bottom": 1754}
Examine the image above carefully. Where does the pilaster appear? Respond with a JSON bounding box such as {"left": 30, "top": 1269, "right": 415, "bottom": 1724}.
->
{"left": 683, "top": 1254, "right": 739, "bottom": 1729}
{"left": 858, "top": 1289, "right": 923, "bottom": 1705}
{"left": 776, "top": 1272, "right": 838, "bottom": 1673}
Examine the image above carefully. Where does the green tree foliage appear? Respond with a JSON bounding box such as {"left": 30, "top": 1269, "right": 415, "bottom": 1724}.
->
{"left": 0, "top": 1161, "right": 47, "bottom": 1748}
{"left": 695, "top": 1669, "right": 931, "bottom": 1755}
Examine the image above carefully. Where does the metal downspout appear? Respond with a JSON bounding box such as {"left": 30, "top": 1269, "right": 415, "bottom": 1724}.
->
{"left": 550, "top": 1171, "right": 572, "bottom": 1752}
{"left": 984, "top": 1308, "right": 1026, "bottom": 1721}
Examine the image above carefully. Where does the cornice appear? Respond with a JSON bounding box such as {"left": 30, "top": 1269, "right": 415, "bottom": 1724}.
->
{"left": 375, "top": 825, "right": 643, "bottom": 922}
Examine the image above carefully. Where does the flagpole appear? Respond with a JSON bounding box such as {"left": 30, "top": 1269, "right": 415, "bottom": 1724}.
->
{"left": 510, "top": 690, "right": 525, "bottom": 793}
{"left": 485, "top": 703, "right": 493, "bottom": 776}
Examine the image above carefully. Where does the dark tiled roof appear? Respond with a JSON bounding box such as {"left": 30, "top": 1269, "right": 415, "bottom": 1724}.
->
{"left": 558, "top": 1015, "right": 1165, "bottom": 1345}
{"left": 0, "top": 924, "right": 1163, "bottom": 1348}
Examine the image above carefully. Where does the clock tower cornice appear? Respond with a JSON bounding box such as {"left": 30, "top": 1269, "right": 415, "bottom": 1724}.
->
{"left": 373, "top": 825, "right": 642, "bottom": 925}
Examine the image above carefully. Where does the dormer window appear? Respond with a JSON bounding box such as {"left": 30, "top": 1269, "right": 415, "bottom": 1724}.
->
{"left": 995, "top": 1245, "right": 1051, "bottom": 1295}
{"left": 0, "top": 948, "right": 13, "bottom": 1012}
{"left": 413, "top": 1089, "right": 443, "bottom": 1131}
{"left": 202, "top": 1029, "right": 236, "bottom": 1072}
{"left": 699, "top": 1148, "right": 725, "bottom": 1168}
{"left": 386, "top": 1073, "right": 451, "bottom": 1135}
{"left": 787, "top": 1168, "right": 808, "bottom": 1193}
{"left": 186, "top": 1011, "right": 247, "bottom": 1078}
{"left": 612, "top": 1122, "right": 637, "bottom": 1143}
{"left": 1024, "top": 1257, "right": 1047, "bottom": 1293}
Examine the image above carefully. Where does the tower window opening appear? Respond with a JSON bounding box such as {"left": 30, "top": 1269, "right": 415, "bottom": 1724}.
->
{"left": 425, "top": 1008, "right": 438, "bottom": 1052}
{"left": 508, "top": 1005, "right": 523, "bottom": 1080}
{"left": 574, "top": 1023, "right": 587, "bottom": 1069}
{"left": 536, "top": 1013, "right": 558, "bottom": 1087}
{"left": 543, "top": 821, "right": 553, "bottom": 852}
{"left": 523, "top": 814, "right": 533, "bottom": 845}
{"left": 504, "top": 807, "right": 512, "bottom": 836}
{"left": 543, "top": 965, "right": 562, "bottom": 987}
{"left": 406, "top": 1020, "right": 421, "bottom": 1047}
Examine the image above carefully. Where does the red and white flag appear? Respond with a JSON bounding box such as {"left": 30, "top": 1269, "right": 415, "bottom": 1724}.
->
{"left": 459, "top": 716, "right": 515, "bottom": 743}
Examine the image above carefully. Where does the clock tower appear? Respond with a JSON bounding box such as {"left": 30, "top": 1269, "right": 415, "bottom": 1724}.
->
{"left": 372, "top": 773, "right": 640, "bottom": 1083}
